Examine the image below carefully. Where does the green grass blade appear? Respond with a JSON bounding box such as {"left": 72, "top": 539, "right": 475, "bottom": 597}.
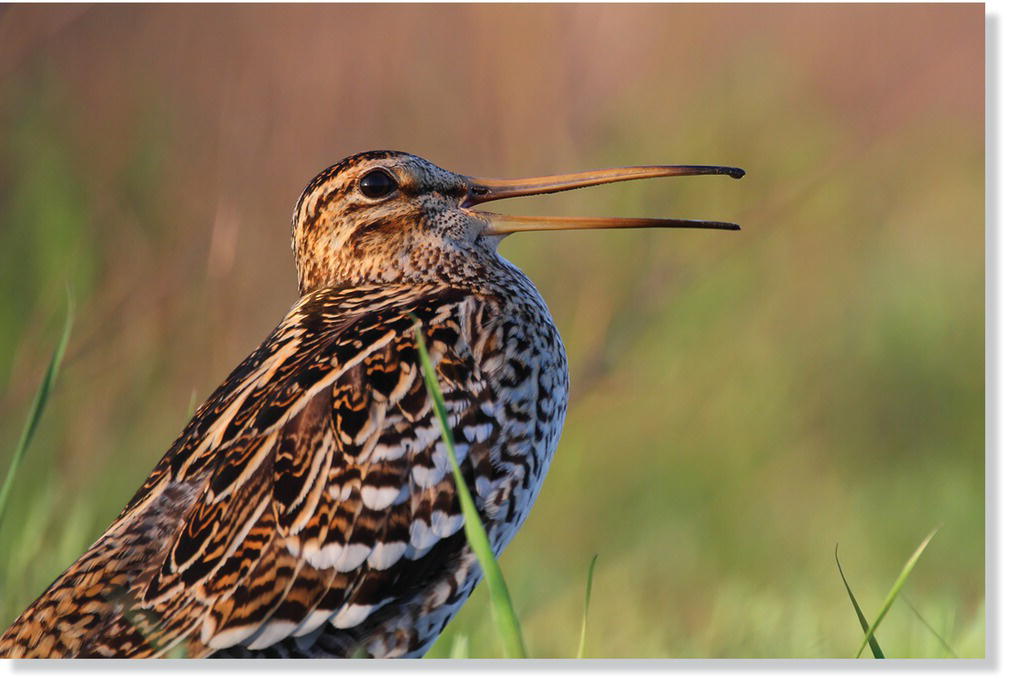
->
{"left": 901, "top": 593, "right": 960, "bottom": 658}
{"left": 855, "top": 529, "right": 939, "bottom": 658}
{"left": 835, "top": 544, "right": 885, "bottom": 658}
{"left": 576, "top": 553, "right": 599, "bottom": 658}
{"left": 0, "top": 298, "right": 74, "bottom": 529}
{"left": 412, "top": 319, "right": 528, "bottom": 659}
{"left": 448, "top": 633, "right": 471, "bottom": 659}
{"left": 185, "top": 388, "right": 199, "bottom": 421}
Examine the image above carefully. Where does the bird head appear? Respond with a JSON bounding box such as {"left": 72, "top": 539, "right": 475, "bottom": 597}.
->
{"left": 291, "top": 150, "right": 744, "bottom": 294}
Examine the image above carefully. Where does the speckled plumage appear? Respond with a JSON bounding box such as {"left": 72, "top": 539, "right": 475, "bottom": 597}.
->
{"left": 1, "top": 151, "right": 741, "bottom": 658}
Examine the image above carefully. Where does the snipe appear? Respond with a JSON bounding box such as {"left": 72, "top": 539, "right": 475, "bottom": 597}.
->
{"left": 0, "top": 151, "right": 743, "bottom": 658}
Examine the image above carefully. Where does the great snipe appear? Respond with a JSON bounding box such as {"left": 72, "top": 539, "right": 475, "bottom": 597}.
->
{"left": 0, "top": 151, "right": 743, "bottom": 658}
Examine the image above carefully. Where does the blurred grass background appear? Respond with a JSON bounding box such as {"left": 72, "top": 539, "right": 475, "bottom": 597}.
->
{"left": 0, "top": 4, "right": 983, "bottom": 658}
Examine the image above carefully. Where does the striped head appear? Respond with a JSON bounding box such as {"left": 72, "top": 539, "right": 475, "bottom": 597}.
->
{"left": 292, "top": 151, "right": 478, "bottom": 293}
{"left": 291, "top": 150, "right": 745, "bottom": 294}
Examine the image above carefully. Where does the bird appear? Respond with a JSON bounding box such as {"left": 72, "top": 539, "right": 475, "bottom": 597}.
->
{"left": 0, "top": 150, "right": 743, "bottom": 658}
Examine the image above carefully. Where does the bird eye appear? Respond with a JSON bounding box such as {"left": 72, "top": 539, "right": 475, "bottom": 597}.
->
{"left": 359, "top": 169, "right": 398, "bottom": 199}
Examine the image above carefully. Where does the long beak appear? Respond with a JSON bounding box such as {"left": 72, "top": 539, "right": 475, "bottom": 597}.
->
{"left": 463, "top": 164, "right": 744, "bottom": 236}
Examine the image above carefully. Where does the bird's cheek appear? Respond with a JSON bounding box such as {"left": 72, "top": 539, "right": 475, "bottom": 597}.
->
{"left": 447, "top": 209, "right": 489, "bottom": 242}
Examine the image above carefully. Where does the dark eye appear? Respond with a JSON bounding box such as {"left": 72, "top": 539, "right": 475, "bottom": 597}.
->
{"left": 359, "top": 169, "right": 398, "bottom": 199}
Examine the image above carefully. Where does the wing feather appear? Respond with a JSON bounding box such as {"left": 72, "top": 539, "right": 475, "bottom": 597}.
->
{"left": 0, "top": 284, "right": 508, "bottom": 658}
{"left": 157, "top": 286, "right": 498, "bottom": 654}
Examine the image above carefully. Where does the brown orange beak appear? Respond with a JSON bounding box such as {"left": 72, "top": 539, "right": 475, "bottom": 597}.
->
{"left": 463, "top": 164, "right": 745, "bottom": 236}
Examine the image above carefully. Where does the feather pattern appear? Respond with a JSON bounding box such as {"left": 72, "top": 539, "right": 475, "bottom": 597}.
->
{"left": 1, "top": 148, "right": 741, "bottom": 658}
{"left": 2, "top": 149, "right": 746, "bottom": 659}
{"left": 1, "top": 277, "right": 567, "bottom": 658}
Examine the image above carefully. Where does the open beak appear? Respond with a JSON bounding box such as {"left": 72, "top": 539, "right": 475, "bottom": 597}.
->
{"left": 463, "top": 164, "right": 745, "bottom": 236}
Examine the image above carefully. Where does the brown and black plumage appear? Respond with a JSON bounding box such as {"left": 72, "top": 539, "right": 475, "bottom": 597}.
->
{"left": 0, "top": 151, "right": 743, "bottom": 658}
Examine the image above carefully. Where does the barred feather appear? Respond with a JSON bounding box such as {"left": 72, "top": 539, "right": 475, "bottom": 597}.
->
{"left": 2, "top": 150, "right": 747, "bottom": 658}
{"left": 1, "top": 273, "right": 567, "bottom": 657}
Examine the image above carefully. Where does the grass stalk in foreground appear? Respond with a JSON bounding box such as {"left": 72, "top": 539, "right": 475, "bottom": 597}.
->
{"left": 0, "top": 299, "right": 74, "bottom": 529}
{"left": 413, "top": 319, "right": 528, "bottom": 658}
{"left": 854, "top": 529, "right": 939, "bottom": 658}
{"left": 835, "top": 544, "right": 885, "bottom": 658}
{"left": 576, "top": 553, "right": 599, "bottom": 658}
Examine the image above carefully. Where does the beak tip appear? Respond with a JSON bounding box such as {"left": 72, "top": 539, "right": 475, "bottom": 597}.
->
{"left": 728, "top": 168, "right": 746, "bottom": 180}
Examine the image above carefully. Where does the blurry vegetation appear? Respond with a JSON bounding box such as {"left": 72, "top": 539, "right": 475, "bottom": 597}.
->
{"left": 0, "top": 297, "right": 72, "bottom": 529}
{"left": 0, "top": 4, "right": 983, "bottom": 657}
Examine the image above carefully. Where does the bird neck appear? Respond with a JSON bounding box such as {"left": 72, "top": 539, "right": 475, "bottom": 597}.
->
{"left": 295, "top": 239, "right": 531, "bottom": 299}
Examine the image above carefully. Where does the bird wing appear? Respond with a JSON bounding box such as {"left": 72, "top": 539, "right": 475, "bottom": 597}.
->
{"left": 0, "top": 284, "right": 509, "bottom": 658}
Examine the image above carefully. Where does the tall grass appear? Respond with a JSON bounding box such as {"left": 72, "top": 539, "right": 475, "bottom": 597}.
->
{"left": 850, "top": 530, "right": 940, "bottom": 658}
{"left": 0, "top": 300, "right": 73, "bottom": 528}
{"left": 576, "top": 554, "right": 598, "bottom": 658}
{"left": 835, "top": 544, "right": 885, "bottom": 658}
{"left": 413, "top": 319, "right": 528, "bottom": 658}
